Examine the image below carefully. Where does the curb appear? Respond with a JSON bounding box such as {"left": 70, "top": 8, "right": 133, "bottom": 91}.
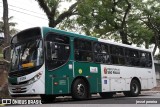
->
{"left": 141, "top": 91, "right": 160, "bottom": 94}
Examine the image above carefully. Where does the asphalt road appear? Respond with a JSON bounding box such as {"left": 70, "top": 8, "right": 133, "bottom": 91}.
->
{"left": 2, "top": 92, "right": 160, "bottom": 107}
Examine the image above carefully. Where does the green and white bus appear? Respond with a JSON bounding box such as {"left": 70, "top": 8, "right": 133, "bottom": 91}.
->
{"left": 6, "top": 27, "right": 156, "bottom": 102}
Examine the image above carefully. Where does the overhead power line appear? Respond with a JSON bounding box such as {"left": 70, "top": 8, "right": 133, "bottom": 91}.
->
{"left": 0, "top": 5, "right": 48, "bottom": 20}
{"left": 0, "top": 11, "right": 46, "bottom": 31}
{"left": 0, "top": 2, "right": 46, "bottom": 16}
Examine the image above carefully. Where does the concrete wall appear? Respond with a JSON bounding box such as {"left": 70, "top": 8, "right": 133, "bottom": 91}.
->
{"left": 156, "top": 72, "right": 160, "bottom": 79}
{"left": 155, "top": 63, "right": 160, "bottom": 79}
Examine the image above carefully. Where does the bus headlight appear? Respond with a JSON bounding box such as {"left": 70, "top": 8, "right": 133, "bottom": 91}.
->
{"left": 28, "top": 72, "right": 42, "bottom": 85}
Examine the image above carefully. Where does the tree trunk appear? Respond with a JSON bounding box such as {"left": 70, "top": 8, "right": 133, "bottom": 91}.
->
{"left": 49, "top": 18, "right": 56, "bottom": 27}
{"left": 3, "top": 0, "right": 11, "bottom": 62}
{"left": 145, "top": 41, "right": 149, "bottom": 49}
{"left": 1, "top": 0, "right": 10, "bottom": 98}
{"left": 153, "top": 32, "right": 160, "bottom": 56}
{"left": 3, "top": 0, "right": 10, "bottom": 46}
{"left": 119, "top": 30, "right": 131, "bottom": 45}
{"left": 153, "top": 44, "right": 157, "bottom": 56}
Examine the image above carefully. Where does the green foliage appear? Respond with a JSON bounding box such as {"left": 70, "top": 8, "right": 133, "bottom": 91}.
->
{"left": 72, "top": 0, "right": 159, "bottom": 49}
{"left": 36, "top": 0, "right": 79, "bottom": 27}
{"left": 0, "top": 16, "right": 18, "bottom": 36}
{"left": 76, "top": 0, "right": 134, "bottom": 44}
{"left": 38, "top": 0, "right": 160, "bottom": 54}
{"left": 154, "top": 54, "right": 160, "bottom": 60}
{"left": 134, "top": 0, "right": 160, "bottom": 52}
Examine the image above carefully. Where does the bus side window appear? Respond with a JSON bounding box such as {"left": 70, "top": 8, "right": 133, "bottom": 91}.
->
{"left": 45, "top": 34, "right": 70, "bottom": 70}
{"left": 110, "top": 45, "right": 125, "bottom": 65}
{"left": 131, "top": 50, "right": 139, "bottom": 66}
{"left": 125, "top": 49, "right": 140, "bottom": 66}
{"left": 110, "top": 45, "right": 117, "bottom": 64}
{"left": 139, "top": 52, "right": 147, "bottom": 67}
{"left": 140, "top": 52, "right": 152, "bottom": 68}
{"left": 147, "top": 53, "right": 152, "bottom": 67}
{"left": 93, "top": 42, "right": 110, "bottom": 64}
{"left": 46, "top": 42, "right": 52, "bottom": 59}
{"left": 74, "top": 38, "right": 93, "bottom": 62}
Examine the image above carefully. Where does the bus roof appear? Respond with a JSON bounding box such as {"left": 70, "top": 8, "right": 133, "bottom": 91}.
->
{"left": 42, "top": 27, "right": 152, "bottom": 53}
{"left": 42, "top": 26, "right": 97, "bottom": 40}
{"left": 98, "top": 38, "right": 152, "bottom": 52}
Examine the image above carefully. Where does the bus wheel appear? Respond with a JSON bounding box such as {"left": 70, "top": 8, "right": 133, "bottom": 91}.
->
{"left": 99, "top": 92, "right": 114, "bottom": 98}
{"left": 72, "top": 79, "right": 89, "bottom": 100}
{"left": 124, "top": 79, "right": 140, "bottom": 97}
{"left": 40, "top": 95, "right": 55, "bottom": 103}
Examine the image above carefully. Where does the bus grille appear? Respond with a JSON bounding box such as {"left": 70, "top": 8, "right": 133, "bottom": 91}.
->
{"left": 12, "top": 87, "right": 27, "bottom": 93}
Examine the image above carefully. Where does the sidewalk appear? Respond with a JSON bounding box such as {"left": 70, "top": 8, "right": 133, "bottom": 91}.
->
{"left": 141, "top": 91, "right": 160, "bottom": 94}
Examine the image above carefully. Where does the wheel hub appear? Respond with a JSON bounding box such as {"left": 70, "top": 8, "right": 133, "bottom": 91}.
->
{"left": 77, "top": 84, "right": 85, "bottom": 96}
{"left": 132, "top": 83, "right": 138, "bottom": 94}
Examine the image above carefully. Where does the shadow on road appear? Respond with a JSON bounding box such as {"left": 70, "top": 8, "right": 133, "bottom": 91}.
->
{"left": 43, "top": 94, "right": 154, "bottom": 104}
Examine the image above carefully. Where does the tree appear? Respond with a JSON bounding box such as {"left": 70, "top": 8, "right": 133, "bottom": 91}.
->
{"left": 2, "top": 0, "right": 10, "bottom": 46}
{"left": 0, "top": 16, "right": 18, "bottom": 36}
{"left": 137, "top": 0, "right": 160, "bottom": 55}
{"left": 76, "top": 0, "right": 132, "bottom": 45}
{"left": 0, "top": 0, "right": 10, "bottom": 98}
{"left": 75, "top": 0, "right": 159, "bottom": 55}
{"left": 36, "top": 0, "right": 160, "bottom": 55}
{"left": 36, "top": 0, "right": 81, "bottom": 27}
{"left": 125, "top": 1, "right": 154, "bottom": 49}
{"left": 0, "top": 16, "right": 18, "bottom": 57}
{"left": 154, "top": 54, "right": 160, "bottom": 60}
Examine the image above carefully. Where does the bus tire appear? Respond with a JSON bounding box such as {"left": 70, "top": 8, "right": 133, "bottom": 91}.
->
{"left": 72, "top": 78, "right": 89, "bottom": 100}
{"left": 99, "top": 92, "right": 114, "bottom": 98}
{"left": 124, "top": 79, "right": 140, "bottom": 97}
{"left": 40, "top": 95, "right": 55, "bottom": 103}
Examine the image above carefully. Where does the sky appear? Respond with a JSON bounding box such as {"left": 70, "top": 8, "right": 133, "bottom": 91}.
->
{"left": 0, "top": 0, "right": 73, "bottom": 30}
{"left": 0, "top": 0, "right": 48, "bottom": 30}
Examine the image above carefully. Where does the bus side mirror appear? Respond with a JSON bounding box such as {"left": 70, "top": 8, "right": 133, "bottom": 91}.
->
{"left": 3, "top": 46, "right": 11, "bottom": 63}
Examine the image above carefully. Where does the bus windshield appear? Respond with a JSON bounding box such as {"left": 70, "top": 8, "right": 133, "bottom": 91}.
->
{"left": 11, "top": 39, "right": 43, "bottom": 71}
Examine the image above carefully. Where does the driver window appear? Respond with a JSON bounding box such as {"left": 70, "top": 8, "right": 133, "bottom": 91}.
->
{"left": 45, "top": 33, "right": 70, "bottom": 70}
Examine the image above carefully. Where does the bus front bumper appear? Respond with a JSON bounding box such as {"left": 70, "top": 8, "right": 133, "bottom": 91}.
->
{"left": 8, "top": 78, "right": 45, "bottom": 96}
